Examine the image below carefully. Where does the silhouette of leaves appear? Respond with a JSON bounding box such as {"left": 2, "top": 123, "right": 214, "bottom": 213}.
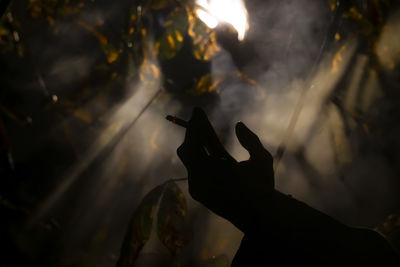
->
{"left": 157, "top": 181, "right": 188, "bottom": 255}
{"left": 117, "top": 184, "right": 164, "bottom": 267}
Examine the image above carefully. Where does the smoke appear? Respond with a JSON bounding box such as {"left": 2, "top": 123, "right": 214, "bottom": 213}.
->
{"left": 207, "top": 0, "right": 399, "bottom": 229}
{"left": 5, "top": 0, "right": 400, "bottom": 266}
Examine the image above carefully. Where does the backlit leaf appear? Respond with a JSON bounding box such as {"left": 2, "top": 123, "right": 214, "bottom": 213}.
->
{"left": 157, "top": 7, "right": 188, "bottom": 60}
{"left": 192, "top": 73, "right": 223, "bottom": 95}
{"left": 75, "top": 19, "right": 108, "bottom": 45}
{"left": 105, "top": 46, "right": 119, "bottom": 63}
{"left": 157, "top": 181, "right": 188, "bottom": 255}
{"left": 117, "top": 185, "right": 164, "bottom": 267}
{"left": 75, "top": 19, "right": 121, "bottom": 64}
{"left": 188, "top": 11, "right": 220, "bottom": 61}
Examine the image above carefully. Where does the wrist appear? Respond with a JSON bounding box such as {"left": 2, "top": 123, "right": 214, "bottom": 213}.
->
{"left": 233, "top": 190, "right": 348, "bottom": 240}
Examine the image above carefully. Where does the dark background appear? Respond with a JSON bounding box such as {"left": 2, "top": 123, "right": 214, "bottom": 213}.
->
{"left": 1, "top": 0, "right": 400, "bottom": 266}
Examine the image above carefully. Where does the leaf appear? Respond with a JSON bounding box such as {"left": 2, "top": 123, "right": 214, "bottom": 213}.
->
{"left": 157, "top": 7, "right": 188, "bottom": 60}
{"left": 188, "top": 11, "right": 220, "bottom": 61}
{"left": 104, "top": 45, "right": 120, "bottom": 63}
{"left": 117, "top": 185, "right": 164, "bottom": 267}
{"left": 75, "top": 19, "right": 108, "bottom": 45}
{"left": 192, "top": 73, "right": 223, "bottom": 95}
{"left": 157, "top": 181, "right": 188, "bottom": 255}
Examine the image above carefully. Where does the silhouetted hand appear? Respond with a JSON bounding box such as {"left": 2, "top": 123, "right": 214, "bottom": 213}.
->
{"left": 177, "top": 107, "right": 273, "bottom": 230}
{"left": 176, "top": 108, "right": 400, "bottom": 266}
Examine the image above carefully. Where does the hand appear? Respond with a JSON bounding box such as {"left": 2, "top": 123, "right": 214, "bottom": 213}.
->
{"left": 177, "top": 107, "right": 274, "bottom": 231}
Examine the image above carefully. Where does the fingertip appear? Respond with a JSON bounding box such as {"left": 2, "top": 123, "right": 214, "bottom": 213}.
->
{"left": 235, "top": 121, "right": 252, "bottom": 141}
{"left": 235, "top": 121, "right": 247, "bottom": 132}
{"left": 236, "top": 122, "right": 251, "bottom": 150}
{"left": 191, "top": 106, "right": 211, "bottom": 133}
{"left": 235, "top": 122, "right": 264, "bottom": 153}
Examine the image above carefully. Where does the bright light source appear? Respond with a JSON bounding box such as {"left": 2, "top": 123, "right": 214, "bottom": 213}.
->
{"left": 196, "top": 9, "right": 219, "bottom": 28}
{"left": 195, "top": 0, "right": 249, "bottom": 41}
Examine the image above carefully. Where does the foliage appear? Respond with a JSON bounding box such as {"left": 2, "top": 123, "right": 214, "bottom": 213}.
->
{"left": 1, "top": 0, "right": 400, "bottom": 266}
{"left": 187, "top": 10, "right": 220, "bottom": 61}
{"left": 156, "top": 7, "right": 188, "bottom": 60}
{"left": 157, "top": 181, "right": 188, "bottom": 255}
{"left": 117, "top": 180, "right": 228, "bottom": 266}
{"left": 117, "top": 184, "right": 164, "bottom": 267}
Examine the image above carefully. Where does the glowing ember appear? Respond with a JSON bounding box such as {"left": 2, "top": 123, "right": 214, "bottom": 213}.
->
{"left": 195, "top": 0, "right": 249, "bottom": 41}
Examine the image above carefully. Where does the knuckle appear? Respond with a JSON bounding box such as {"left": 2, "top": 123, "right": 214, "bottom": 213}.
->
{"left": 176, "top": 144, "right": 185, "bottom": 158}
{"left": 188, "top": 185, "right": 199, "bottom": 201}
{"left": 261, "top": 148, "right": 274, "bottom": 162}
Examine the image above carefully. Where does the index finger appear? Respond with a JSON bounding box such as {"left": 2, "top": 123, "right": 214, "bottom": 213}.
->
{"left": 177, "top": 110, "right": 209, "bottom": 170}
{"left": 192, "top": 107, "right": 236, "bottom": 162}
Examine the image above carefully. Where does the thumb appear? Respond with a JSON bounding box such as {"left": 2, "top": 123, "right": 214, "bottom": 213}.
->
{"left": 235, "top": 122, "right": 273, "bottom": 162}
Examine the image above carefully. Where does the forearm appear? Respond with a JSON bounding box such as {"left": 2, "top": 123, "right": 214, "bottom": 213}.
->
{"left": 231, "top": 190, "right": 349, "bottom": 244}
{"left": 231, "top": 190, "right": 399, "bottom": 265}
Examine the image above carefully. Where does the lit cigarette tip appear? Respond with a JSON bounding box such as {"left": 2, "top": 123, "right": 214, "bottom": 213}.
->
{"left": 166, "top": 115, "right": 188, "bottom": 128}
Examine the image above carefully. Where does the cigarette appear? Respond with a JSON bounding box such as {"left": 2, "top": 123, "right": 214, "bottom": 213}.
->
{"left": 166, "top": 115, "right": 188, "bottom": 128}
